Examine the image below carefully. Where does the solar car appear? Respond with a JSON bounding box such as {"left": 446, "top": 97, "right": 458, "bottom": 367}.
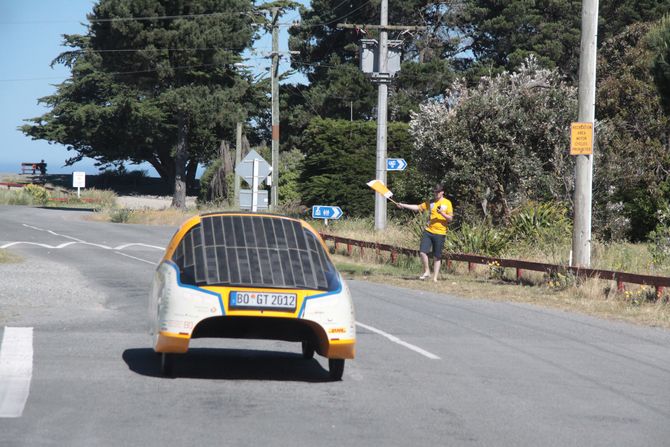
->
{"left": 149, "top": 212, "right": 356, "bottom": 380}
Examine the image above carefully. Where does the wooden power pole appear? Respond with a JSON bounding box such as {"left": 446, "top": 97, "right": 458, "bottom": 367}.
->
{"left": 270, "top": 7, "right": 280, "bottom": 211}
{"left": 572, "top": 0, "right": 599, "bottom": 267}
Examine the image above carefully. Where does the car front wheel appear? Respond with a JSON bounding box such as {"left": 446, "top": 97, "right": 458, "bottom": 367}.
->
{"left": 301, "top": 341, "right": 315, "bottom": 359}
{"left": 328, "top": 358, "right": 345, "bottom": 381}
{"left": 160, "top": 353, "right": 174, "bottom": 377}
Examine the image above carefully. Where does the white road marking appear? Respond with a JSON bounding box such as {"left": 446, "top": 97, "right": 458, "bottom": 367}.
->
{"left": 356, "top": 321, "right": 441, "bottom": 360}
{"left": 23, "top": 224, "right": 85, "bottom": 242}
{"left": 3, "top": 224, "right": 165, "bottom": 252}
{"left": 113, "top": 243, "right": 163, "bottom": 250}
{"left": 0, "top": 327, "right": 34, "bottom": 418}
{"left": 114, "top": 252, "right": 157, "bottom": 265}
{"left": 0, "top": 242, "right": 76, "bottom": 249}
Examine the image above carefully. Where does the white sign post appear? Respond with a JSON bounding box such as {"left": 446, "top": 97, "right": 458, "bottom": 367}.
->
{"left": 72, "top": 172, "right": 86, "bottom": 198}
{"left": 251, "top": 158, "right": 259, "bottom": 212}
{"left": 235, "top": 150, "right": 271, "bottom": 212}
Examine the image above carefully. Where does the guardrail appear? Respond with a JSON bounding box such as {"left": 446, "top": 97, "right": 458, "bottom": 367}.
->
{"left": 319, "top": 233, "right": 670, "bottom": 300}
{"left": 0, "top": 182, "right": 25, "bottom": 189}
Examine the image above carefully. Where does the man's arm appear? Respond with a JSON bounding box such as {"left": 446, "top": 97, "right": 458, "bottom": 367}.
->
{"left": 397, "top": 202, "right": 421, "bottom": 212}
{"left": 438, "top": 209, "right": 453, "bottom": 222}
{"left": 438, "top": 202, "right": 453, "bottom": 222}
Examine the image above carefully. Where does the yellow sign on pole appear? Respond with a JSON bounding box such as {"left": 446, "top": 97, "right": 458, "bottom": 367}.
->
{"left": 570, "top": 122, "right": 593, "bottom": 155}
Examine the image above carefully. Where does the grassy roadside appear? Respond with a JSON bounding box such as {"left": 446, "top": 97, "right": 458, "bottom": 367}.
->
{"left": 0, "top": 185, "right": 117, "bottom": 209}
{"left": 331, "top": 253, "right": 670, "bottom": 329}
{"left": 90, "top": 207, "right": 670, "bottom": 328}
{"left": 2, "top": 184, "right": 667, "bottom": 328}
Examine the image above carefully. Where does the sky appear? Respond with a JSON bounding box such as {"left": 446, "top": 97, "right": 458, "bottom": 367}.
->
{"left": 0, "top": 0, "right": 304, "bottom": 176}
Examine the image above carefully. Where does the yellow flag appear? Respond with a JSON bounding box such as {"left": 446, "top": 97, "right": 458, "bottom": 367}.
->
{"left": 366, "top": 179, "right": 394, "bottom": 199}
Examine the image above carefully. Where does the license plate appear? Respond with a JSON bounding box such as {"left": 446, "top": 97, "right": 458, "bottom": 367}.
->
{"left": 230, "top": 291, "right": 297, "bottom": 311}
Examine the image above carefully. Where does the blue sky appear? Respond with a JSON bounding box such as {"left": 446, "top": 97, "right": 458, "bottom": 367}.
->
{"left": 0, "top": 1, "right": 304, "bottom": 176}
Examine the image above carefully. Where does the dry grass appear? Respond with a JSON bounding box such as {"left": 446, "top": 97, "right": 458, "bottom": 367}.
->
{"left": 86, "top": 207, "right": 194, "bottom": 225}
{"left": 0, "top": 189, "right": 33, "bottom": 205}
{"left": 311, "top": 216, "right": 419, "bottom": 248}
{"left": 87, "top": 202, "right": 234, "bottom": 225}
{"left": 0, "top": 184, "right": 118, "bottom": 209}
{"left": 331, "top": 252, "right": 670, "bottom": 329}
{"left": 0, "top": 249, "right": 22, "bottom": 264}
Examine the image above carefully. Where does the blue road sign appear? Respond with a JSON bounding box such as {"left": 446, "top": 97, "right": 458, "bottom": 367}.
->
{"left": 312, "top": 206, "right": 343, "bottom": 220}
{"left": 386, "top": 158, "right": 407, "bottom": 171}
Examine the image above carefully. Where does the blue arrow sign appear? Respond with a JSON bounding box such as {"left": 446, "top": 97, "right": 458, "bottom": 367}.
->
{"left": 312, "top": 206, "right": 343, "bottom": 220}
{"left": 386, "top": 158, "right": 407, "bottom": 171}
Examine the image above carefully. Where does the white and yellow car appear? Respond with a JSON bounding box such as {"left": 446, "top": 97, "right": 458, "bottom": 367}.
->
{"left": 149, "top": 212, "right": 355, "bottom": 380}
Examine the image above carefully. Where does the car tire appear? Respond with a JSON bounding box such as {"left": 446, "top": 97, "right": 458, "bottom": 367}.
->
{"left": 160, "top": 353, "right": 173, "bottom": 377}
{"left": 301, "top": 341, "right": 315, "bottom": 359}
{"left": 328, "top": 358, "right": 345, "bottom": 381}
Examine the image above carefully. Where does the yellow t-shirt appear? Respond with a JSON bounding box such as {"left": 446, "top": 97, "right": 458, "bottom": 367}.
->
{"left": 418, "top": 197, "right": 453, "bottom": 235}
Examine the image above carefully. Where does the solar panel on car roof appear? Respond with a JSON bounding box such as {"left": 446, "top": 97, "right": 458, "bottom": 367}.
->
{"left": 174, "top": 215, "right": 330, "bottom": 290}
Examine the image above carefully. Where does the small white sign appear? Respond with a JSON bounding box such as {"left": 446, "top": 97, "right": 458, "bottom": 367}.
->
{"left": 72, "top": 171, "right": 86, "bottom": 188}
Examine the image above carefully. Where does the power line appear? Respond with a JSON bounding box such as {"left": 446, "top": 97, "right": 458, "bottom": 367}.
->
{"left": 285, "top": 84, "right": 323, "bottom": 119}
{"left": 288, "top": 0, "right": 373, "bottom": 29}
{"left": 0, "top": 62, "right": 241, "bottom": 83}
{"left": 0, "top": 11, "right": 247, "bottom": 25}
{"left": 69, "top": 47, "right": 271, "bottom": 54}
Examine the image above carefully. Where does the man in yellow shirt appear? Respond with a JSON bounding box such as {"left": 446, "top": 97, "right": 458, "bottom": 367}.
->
{"left": 397, "top": 183, "right": 453, "bottom": 282}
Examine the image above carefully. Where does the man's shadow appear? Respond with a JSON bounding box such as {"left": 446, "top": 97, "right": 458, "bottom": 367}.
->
{"left": 122, "top": 347, "right": 333, "bottom": 382}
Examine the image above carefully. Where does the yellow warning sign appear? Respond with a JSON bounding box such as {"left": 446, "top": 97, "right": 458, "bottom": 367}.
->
{"left": 570, "top": 122, "right": 593, "bottom": 155}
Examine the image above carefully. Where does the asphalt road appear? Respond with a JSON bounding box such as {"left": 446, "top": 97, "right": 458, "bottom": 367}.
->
{"left": 1, "top": 205, "right": 669, "bottom": 446}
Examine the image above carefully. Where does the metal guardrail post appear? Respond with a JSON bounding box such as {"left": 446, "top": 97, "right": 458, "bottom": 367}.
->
{"left": 617, "top": 278, "right": 625, "bottom": 292}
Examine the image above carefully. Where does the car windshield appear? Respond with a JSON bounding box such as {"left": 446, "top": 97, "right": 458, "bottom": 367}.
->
{"left": 171, "top": 214, "right": 338, "bottom": 291}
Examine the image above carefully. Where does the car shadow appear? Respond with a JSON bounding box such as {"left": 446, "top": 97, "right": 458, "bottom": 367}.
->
{"left": 122, "top": 347, "right": 333, "bottom": 382}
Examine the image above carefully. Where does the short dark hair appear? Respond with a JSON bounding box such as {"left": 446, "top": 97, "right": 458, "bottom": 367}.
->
{"left": 433, "top": 183, "right": 444, "bottom": 193}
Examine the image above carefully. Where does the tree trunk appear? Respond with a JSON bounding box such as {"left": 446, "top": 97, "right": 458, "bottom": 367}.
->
{"left": 186, "top": 158, "right": 198, "bottom": 192}
{"left": 148, "top": 152, "right": 175, "bottom": 190}
{"left": 207, "top": 141, "right": 232, "bottom": 203}
{"left": 172, "top": 113, "right": 189, "bottom": 209}
{"left": 222, "top": 139, "right": 233, "bottom": 176}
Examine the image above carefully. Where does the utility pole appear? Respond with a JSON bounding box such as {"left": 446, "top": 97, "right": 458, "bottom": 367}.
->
{"left": 270, "top": 7, "right": 280, "bottom": 211}
{"left": 339, "top": 10, "right": 425, "bottom": 232}
{"left": 374, "top": 0, "right": 389, "bottom": 231}
{"left": 234, "top": 121, "right": 242, "bottom": 208}
{"left": 572, "top": 0, "right": 599, "bottom": 267}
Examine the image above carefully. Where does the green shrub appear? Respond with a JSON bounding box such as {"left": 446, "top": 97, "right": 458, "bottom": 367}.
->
{"left": 110, "top": 208, "right": 134, "bottom": 223}
{"left": 507, "top": 201, "right": 572, "bottom": 262}
{"left": 98, "top": 167, "right": 147, "bottom": 181}
{"left": 445, "top": 222, "right": 510, "bottom": 256}
{"left": 648, "top": 224, "right": 670, "bottom": 267}
{"left": 546, "top": 269, "right": 577, "bottom": 290}
{"left": 508, "top": 201, "right": 571, "bottom": 241}
{"left": 24, "top": 184, "right": 49, "bottom": 205}
{"left": 278, "top": 149, "right": 305, "bottom": 206}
